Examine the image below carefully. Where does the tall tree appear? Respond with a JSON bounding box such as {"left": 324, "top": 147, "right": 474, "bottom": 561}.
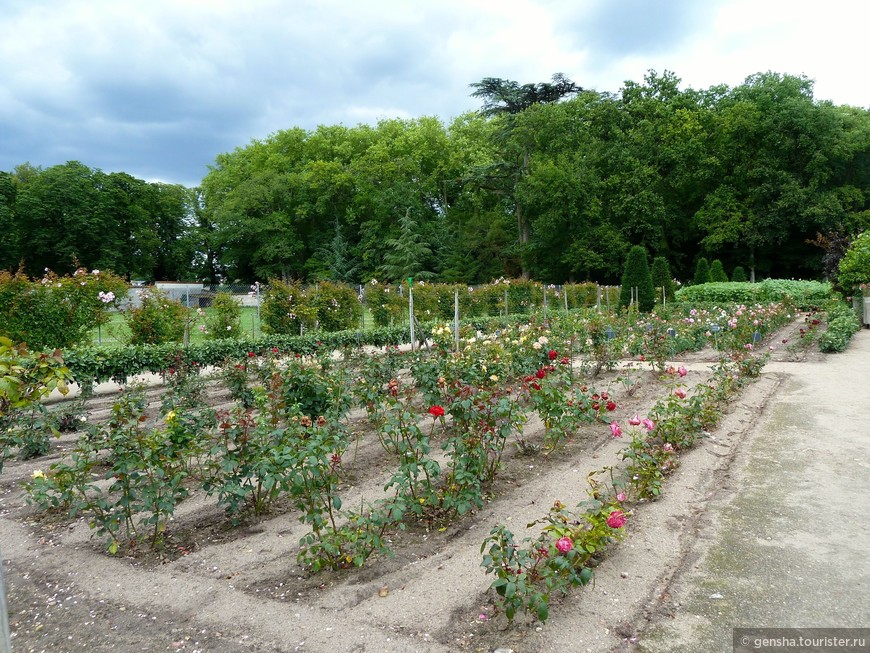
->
{"left": 469, "top": 74, "right": 583, "bottom": 278}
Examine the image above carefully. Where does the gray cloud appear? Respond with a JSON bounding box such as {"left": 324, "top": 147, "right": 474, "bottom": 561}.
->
{"left": 0, "top": 0, "right": 864, "bottom": 186}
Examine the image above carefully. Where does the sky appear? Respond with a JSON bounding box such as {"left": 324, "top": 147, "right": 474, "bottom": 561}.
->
{"left": 2, "top": 0, "right": 868, "bottom": 188}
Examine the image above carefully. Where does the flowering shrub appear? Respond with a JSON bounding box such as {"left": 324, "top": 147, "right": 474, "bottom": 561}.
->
{"left": 260, "top": 279, "right": 318, "bottom": 335}
{"left": 0, "top": 268, "right": 127, "bottom": 350}
{"left": 125, "top": 289, "right": 188, "bottom": 345}
{"left": 204, "top": 292, "right": 243, "bottom": 339}
{"left": 481, "top": 499, "right": 627, "bottom": 623}
{"left": 27, "top": 386, "right": 191, "bottom": 553}
{"left": 308, "top": 281, "right": 363, "bottom": 332}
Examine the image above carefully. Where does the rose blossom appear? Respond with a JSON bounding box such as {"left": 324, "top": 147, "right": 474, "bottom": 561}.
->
{"left": 609, "top": 421, "right": 622, "bottom": 438}
{"left": 555, "top": 537, "right": 573, "bottom": 553}
{"left": 616, "top": 492, "right": 627, "bottom": 503}
{"left": 428, "top": 405, "right": 445, "bottom": 418}
{"left": 628, "top": 415, "right": 641, "bottom": 426}
{"left": 677, "top": 365, "right": 688, "bottom": 377}
{"left": 641, "top": 418, "right": 655, "bottom": 432}
{"left": 606, "top": 510, "right": 627, "bottom": 529}
{"left": 674, "top": 388, "right": 687, "bottom": 399}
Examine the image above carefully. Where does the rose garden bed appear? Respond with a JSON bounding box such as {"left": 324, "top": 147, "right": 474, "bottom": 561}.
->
{"left": 0, "top": 304, "right": 828, "bottom": 652}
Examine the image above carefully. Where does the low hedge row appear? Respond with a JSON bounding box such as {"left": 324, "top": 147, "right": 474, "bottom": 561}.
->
{"left": 675, "top": 279, "right": 833, "bottom": 309}
{"left": 60, "top": 313, "right": 537, "bottom": 384}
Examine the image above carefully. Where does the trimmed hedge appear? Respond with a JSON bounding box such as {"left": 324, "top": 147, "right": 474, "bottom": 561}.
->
{"left": 675, "top": 280, "right": 833, "bottom": 309}
{"left": 60, "top": 312, "right": 547, "bottom": 384}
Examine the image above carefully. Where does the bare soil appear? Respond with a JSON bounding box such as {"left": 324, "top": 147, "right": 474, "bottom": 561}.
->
{"left": 0, "top": 319, "right": 846, "bottom": 653}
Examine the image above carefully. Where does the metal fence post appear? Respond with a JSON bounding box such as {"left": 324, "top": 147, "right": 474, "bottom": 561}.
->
{"left": 454, "top": 289, "right": 460, "bottom": 353}
{"left": 256, "top": 282, "right": 261, "bottom": 338}
{"left": 408, "top": 280, "right": 415, "bottom": 352}
{"left": 0, "top": 546, "right": 11, "bottom": 653}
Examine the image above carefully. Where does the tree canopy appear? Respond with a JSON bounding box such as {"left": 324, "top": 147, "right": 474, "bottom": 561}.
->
{"left": 3, "top": 70, "right": 870, "bottom": 286}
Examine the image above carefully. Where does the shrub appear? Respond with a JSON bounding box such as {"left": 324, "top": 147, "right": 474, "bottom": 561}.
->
{"left": 309, "top": 281, "right": 363, "bottom": 332}
{"left": 693, "top": 258, "right": 711, "bottom": 285}
{"left": 619, "top": 246, "right": 655, "bottom": 312}
{"left": 675, "top": 280, "right": 833, "bottom": 309}
{"left": 261, "top": 279, "right": 317, "bottom": 335}
{"left": 819, "top": 301, "right": 862, "bottom": 353}
{"left": 650, "top": 257, "right": 675, "bottom": 302}
{"left": 837, "top": 231, "right": 870, "bottom": 294}
{"left": 709, "top": 259, "right": 729, "bottom": 282}
{"left": 0, "top": 268, "right": 127, "bottom": 351}
{"left": 204, "top": 292, "right": 243, "bottom": 339}
{"left": 125, "top": 289, "right": 188, "bottom": 345}
{"left": 731, "top": 266, "right": 748, "bottom": 283}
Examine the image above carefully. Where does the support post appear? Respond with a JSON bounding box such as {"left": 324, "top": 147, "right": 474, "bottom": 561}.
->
{"left": 408, "top": 280, "right": 415, "bottom": 352}
{"left": 454, "top": 289, "right": 460, "bottom": 353}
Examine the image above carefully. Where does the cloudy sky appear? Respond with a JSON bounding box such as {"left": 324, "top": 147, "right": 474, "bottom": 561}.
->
{"left": 2, "top": 0, "right": 867, "bottom": 187}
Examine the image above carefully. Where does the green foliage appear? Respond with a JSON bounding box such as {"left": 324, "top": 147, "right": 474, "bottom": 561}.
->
{"left": 309, "top": 281, "right": 363, "bottom": 332}
{"left": 204, "top": 292, "right": 242, "bottom": 339}
{"left": 731, "top": 266, "right": 748, "bottom": 283}
{"left": 0, "top": 268, "right": 128, "bottom": 351}
{"left": 675, "top": 280, "right": 833, "bottom": 309}
{"left": 27, "top": 387, "right": 194, "bottom": 552}
{"left": 837, "top": 231, "right": 870, "bottom": 294}
{"left": 125, "top": 289, "right": 188, "bottom": 345}
{"left": 481, "top": 500, "right": 623, "bottom": 623}
{"left": 709, "top": 259, "right": 729, "bottom": 282}
{"left": 261, "top": 279, "right": 316, "bottom": 335}
{"left": 650, "top": 256, "right": 675, "bottom": 301}
{"left": 693, "top": 258, "right": 711, "bottom": 286}
{"left": 819, "top": 301, "right": 862, "bottom": 352}
{"left": 619, "top": 246, "right": 655, "bottom": 311}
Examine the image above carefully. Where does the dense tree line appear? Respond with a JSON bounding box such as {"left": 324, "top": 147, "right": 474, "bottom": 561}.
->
{"left": 3, "top": 70, "right": 870, "bottom": 284}
{"left": 0, "top": 163, "right": 215, "bottom": 281}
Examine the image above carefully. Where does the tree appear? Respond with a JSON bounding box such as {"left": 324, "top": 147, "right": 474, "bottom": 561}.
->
{"left": 380, "top": 208, "right": 434, "bottom": 282}
{"left": 693, "top": 258, "right": 711, "bottom": 285}
{"left": 620, "top": 245, "right": 655, "bottom": 311}
{"left": 469, "top": 74, "right": 583, "bottom": 278}
{"left": 650, "top": 256, "right": 675, "bottom": 301}
{"left": 709, "top": 259, "right": 729, "bottom": 282}
{"left": 316, "top": 220, "right": 358, "bottom": 283}
{"left": 731, "top": 266, "right": 748, "bottom": 282}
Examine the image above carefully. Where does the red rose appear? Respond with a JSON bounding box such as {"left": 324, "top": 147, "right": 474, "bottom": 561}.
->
{"left": 428, "top": 405, "right": 445, "bottom": 418}
{"left": 535, "top": 369, "right": 547, "bottom": 379}
{"left": 606, "top": 401, "right": 616, "bottom": 411}
{"left": 548, "top": 350, "right": 558, "bottom": 360}
{"left": 247, "top": 351, "right": 255, "bottom": 357}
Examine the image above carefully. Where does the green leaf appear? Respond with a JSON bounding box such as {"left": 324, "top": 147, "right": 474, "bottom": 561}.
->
{"left": 332, "top": 495, "right": 342, "bottom": 510}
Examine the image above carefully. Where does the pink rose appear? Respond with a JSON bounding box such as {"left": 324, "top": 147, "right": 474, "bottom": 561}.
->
{"left": 606, "top": 510, "right": 627, "bottom": 529}
{"left": 616, "top": 492, "right": 627, "bottom": 503}
{"left": 674, "top": 388, "right": 686, "bottom": 399}
{"left": 642, "top": 418, "right": 655, "bottom": 432}
{"left": 628, "top": 415, "right": 641, "bottom": 426}
{"left": 677, "top": 365, "right": 688, "bottom": 378}
{"left": 555, "top": 537, "right": 573, "bottom": 553}
{"left": 609, "top": 421, "right": 622, "bottom": 438}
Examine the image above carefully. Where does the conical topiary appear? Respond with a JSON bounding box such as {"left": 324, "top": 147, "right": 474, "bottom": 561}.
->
{"left": 731, "top": 265, "right": 748, "bottom": 282}
{"left": 709, "top": 259, "right": 729, "bottom": 282}
{"left": 693, "top": 257, "right": 711, "bottom": 286}
{"left": 650, "top": 256, "right": 675, "bottom": 301}
{"left": 620, "top": 245, "right": 655, "bottom": 312}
